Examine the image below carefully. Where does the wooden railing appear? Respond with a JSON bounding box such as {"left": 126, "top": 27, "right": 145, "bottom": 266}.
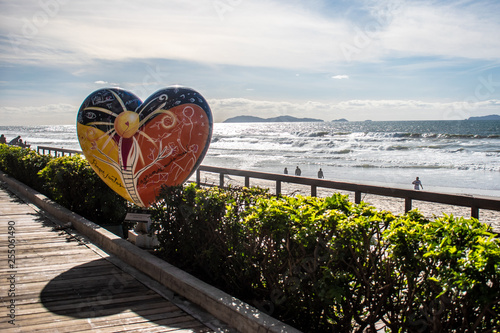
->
{"left": 34, "top": 147, "right": 499, "bottom": 220}
{"left": 37, "top": 146, "right": 82, "bottom": 157}
{"left": 196, "top": 165, "right": 500, "bottom": 220}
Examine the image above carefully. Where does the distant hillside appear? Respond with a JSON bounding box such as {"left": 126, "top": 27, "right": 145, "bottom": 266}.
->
{"left": 223, "top": 115, "right": 324, "bottom": 123}
{"left": 467, "top": 114, "right": 500, "bottom": 121}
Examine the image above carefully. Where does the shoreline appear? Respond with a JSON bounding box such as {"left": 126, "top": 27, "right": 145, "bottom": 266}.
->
{"left": 190, "top": 173, "right": 500, "bottom": 233}
{"left": 2, "top": 121, "right": 499, "bottom": 197}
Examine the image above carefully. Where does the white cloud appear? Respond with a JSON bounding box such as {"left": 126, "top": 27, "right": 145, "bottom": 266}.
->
{"left": 0, "top": 104, "right": 77, "bottom": 125}
{"left": 3, "top": 0, "right": 498, "bottom": 70}
{"left": 1, "top": 0, "right": 500, "bottom": 126}
{"left": 332, "top": 75, "right": 349, "bottom": 80}
{"left": 208, "top": 98, "right": 500, "bottom": 122}
{"left": 1, "top": 98, "right": 498, "bottom": 125}
{"left": 0, "top": 0, "right": 350, "bottom": 69}
{"left": 380, "top": 1, "right": 500, "bottom": 60}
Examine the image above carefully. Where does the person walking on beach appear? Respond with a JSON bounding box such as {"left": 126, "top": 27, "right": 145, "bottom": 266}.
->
{"left": 295, "top": 166, "right": 301, "bottom": 176}
{"left": 318, "top": 168, "right": 324, "bottom": 179}
{"left": 412, "top": 177, "right": 423, "bottom": 190}
{"left": 284, "top": 167, "right": 288, "bottom": 175}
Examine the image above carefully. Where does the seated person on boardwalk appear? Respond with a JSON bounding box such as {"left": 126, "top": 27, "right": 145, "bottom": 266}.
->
{"left": 8, "top": 136, "right": 21, "bottom": 145}
{"left": 18, "top": 139, "right": 30, "bottom": 148}
{"left": 7, "top": 136, "right": 30, "bottom": 148}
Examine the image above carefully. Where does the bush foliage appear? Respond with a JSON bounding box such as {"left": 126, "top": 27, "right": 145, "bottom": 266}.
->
{"left": 0, "top": 144, "right": 126, "bottom": 225}
{"left": 1, "top": 144, "right": 498, "bottom": 331}
{"left": 38, "top": 155, "right": 127, "bottom": 225}
{"left": 151, "top": 183, "right": 500, "bottom": 332}
{"left": 0, "top": 144, "right": 52, "bottom": 192}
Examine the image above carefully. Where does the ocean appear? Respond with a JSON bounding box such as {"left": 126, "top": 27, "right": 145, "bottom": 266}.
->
{"left": 1, "top": 120, "right": 499, "bottom": 197}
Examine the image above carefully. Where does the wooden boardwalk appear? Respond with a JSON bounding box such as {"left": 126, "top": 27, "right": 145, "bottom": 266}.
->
{"left": 0, "top": 183, "right": 222, "bottom": 332}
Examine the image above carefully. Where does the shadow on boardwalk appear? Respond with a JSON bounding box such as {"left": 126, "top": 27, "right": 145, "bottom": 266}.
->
{"left": 0, "top": 182, "right": 221, "bottom": 332}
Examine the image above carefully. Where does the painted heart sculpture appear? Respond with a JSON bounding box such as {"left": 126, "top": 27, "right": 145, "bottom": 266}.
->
{"left": 77, "top": 87, "right": 213, "bottom": 207}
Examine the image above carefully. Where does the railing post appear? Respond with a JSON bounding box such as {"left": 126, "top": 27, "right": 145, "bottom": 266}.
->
{"left": 471, "top": 207, "right": 479, "bottom": 219}
{"left": 219, "top": 173, "right": 225, "bottom": 187}
{"left": 311, "top": 185, "right": 317, "bottom": 197}
{"left": 196, "top": 169, "right": 201, "bottom": 187}
{"left": 405, "top": 197, "right": 412, "bottom": 212}
{"left": 276, "top": 180, "right": 281, "bottom": 195}
{"left": 245, "top": 176, "right": 250, "bottom": 187}
{"left": 355, "top": 191, "right": 362, "bottom": 204}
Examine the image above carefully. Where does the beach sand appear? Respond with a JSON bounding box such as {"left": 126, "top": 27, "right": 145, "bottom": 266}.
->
{"left": 190, "top": 173, "right": 500, "bottom": 233}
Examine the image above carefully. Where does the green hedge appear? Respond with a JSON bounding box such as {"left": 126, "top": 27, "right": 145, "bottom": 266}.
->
{"left": 0, "top": 144, "right": 52, "bottom": 192}
{"left": 151, "top": 184, "right": 500, "bottom": 332}
{"left": 1, "top": 144, "right": 498, "bottom": 331}
{"left": 38, "top": 155, "right": 127, "bottom": 225}
{"left": 0, "top": 144, "right": 126, "bottom": 225}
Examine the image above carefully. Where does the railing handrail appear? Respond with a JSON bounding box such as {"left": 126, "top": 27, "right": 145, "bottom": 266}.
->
{"left": 34, "top": 147, "right": 499, "bottom": 219}
{"left": 37, "top": 146, "right": 82, "bottom": 156}
{"left": 196, "top": 165, "right": 500, "bottom": 219}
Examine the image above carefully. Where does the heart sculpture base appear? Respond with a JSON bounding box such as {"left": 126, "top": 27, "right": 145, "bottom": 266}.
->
{"left": 128, "top": 229, "right": 160, "bottom": 249}
{"left": 77, "top": 87, "right": 213, "bottom": 207}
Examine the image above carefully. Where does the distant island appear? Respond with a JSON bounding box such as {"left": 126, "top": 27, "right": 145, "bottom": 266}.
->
{"left": 331, "top": 118, "right": 349, "bottom": 122}
{"left": 223, "top": 115, "right": 324, "bottom": 123}
{"left": 466, "top": 114, "right": 500, "bottom": 121}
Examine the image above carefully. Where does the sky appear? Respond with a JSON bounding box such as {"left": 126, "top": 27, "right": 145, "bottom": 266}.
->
{"left": 1, "top": 0, "right": 500, "bottom": 125}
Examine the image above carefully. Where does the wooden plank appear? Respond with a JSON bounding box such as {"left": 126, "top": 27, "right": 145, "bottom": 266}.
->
{"left": 0, "top": 260, "right": 94, "bottom": 273}
{"left": 10, "top": 263, "right": 117, "bottom": 284}
{"left": 9, "top": 308, "right": 198, "bottom": 332}
{"left": 5, "top": 255, "right": 100, "bottom": 268}
{"left": 12, "top": 302, "right": 182, "bottom": 326}
{"left": 0, "top": 184, "right": 216, "bottom": 333}
{"left": 16, "top": 293, "right": 165, "bottom": 315}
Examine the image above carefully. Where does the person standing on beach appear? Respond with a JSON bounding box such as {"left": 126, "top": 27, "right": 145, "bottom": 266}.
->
{"left": 412, "top": 177, "right": 423, "bottom": 190}
{"left": 284, "top": 167, "right": 288, "bottom": 174}
{"left": 295, "top": 166, "right": 301, "bottom": 176}
{"left": 318, "top": 168, "right": 324, "bottom": 179}
{"left": 0, "top": 134, "right": 6, "bottom": 144}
